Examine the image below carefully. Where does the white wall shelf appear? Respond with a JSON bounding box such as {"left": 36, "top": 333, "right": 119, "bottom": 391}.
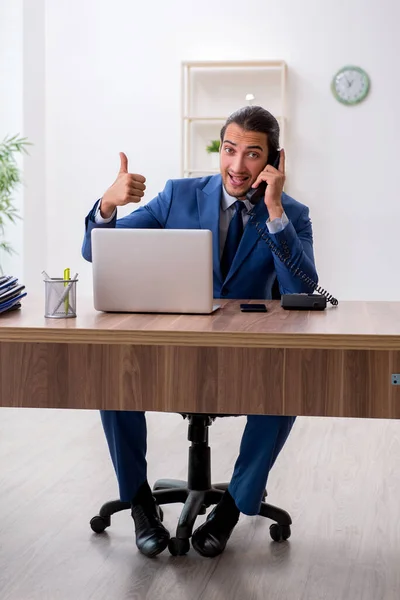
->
{"left": 181, "top": 60, "right": 287, "bottom": 177}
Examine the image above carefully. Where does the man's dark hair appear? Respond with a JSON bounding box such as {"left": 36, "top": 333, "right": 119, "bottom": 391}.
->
{"left": 220, "top": 106, "right": 280, "bottom": 161}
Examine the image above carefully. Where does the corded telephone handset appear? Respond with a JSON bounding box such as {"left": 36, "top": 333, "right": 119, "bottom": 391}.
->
{"left": 246, "top": 150, "right": 338, "bottom": 308}
{"left": 246, "top": 149, "right": 280, "bottom": 205}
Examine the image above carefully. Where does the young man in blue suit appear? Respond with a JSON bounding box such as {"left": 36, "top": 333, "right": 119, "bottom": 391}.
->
{"left": 82, "top": 106, "right": 318, "bottom": 559}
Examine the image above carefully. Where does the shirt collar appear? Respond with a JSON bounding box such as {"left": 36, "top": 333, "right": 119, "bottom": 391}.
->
{"left": 221, "top": 185, "right": 252, "bottom": 213}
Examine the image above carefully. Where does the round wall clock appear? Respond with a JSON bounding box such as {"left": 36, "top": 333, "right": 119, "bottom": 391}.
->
{"left": 331, "top": 66, "right": 370, "bottom": 105}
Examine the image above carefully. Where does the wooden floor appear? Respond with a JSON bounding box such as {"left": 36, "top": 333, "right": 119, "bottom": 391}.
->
{"left": 1, "top": 409, "right": 400, "bottom": 600}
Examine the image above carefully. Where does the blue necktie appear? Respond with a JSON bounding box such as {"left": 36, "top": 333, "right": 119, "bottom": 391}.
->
{"left": 221, "top": 200, "right": 245, "bottom": 280}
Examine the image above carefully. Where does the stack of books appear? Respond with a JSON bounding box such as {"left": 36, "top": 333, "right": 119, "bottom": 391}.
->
{"left": 0, "top": 275, "right": 27, "bottom": 315}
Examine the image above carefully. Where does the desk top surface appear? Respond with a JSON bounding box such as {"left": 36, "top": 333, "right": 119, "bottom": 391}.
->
{"left": 1, "top": 297, "right": 400, "bottom": 349}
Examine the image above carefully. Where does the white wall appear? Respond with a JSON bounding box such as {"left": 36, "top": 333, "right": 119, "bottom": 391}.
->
{"left": 22, "top": 0, "right": 400, "bottom": 298}
{"left": 22, "top": 0, "right": 47, "bottom": 294}
{"left": 0, "top": 0, "right": 23, "bottom": 277}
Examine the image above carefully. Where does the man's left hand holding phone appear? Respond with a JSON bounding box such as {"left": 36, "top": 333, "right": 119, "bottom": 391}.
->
{"left": 248, "top": 148, "right": 286, "bottom": 219}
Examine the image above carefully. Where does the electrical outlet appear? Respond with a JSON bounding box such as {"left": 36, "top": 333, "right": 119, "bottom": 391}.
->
{"left": 392, "top": 374, "right": 400, "bottom": 385}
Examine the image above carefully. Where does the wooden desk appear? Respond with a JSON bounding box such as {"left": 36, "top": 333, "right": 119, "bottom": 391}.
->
{"left": 1, "top": 298, "right": 400, "bottom": 418}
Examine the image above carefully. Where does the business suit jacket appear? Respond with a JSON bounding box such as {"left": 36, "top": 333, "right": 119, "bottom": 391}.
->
{"left": 82, "top": 174, "right": 318, "bottom": 299}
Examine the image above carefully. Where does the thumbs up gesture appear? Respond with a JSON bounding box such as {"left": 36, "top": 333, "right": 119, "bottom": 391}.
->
{"left": 100, "top": 152, "right": 146, "bottom": 218}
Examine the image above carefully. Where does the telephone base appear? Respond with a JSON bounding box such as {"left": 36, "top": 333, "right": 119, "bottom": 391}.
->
{"left": 281, "top": 294, "right": 327, "bottom": 311}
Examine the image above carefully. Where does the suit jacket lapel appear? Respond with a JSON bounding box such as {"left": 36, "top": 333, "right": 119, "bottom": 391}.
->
{"left": 225, "top": 199, "right": 269, "bottom": 283}
{"left": 197, "top": 175, "right": 223, "bottom": 284}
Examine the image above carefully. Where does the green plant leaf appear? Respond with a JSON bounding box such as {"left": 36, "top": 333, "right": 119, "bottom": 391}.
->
{"left": 206, "top": 139, "right": 220, "bottom": 154}
{"left": 0, "top": 241, "right": 14, "bottom": 254}
{"left": 0, "top": 133, "right": 31, "bottom": 262}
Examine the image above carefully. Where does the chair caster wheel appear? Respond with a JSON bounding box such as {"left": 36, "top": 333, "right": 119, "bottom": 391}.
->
{"left": 168, "top": 537, "right": 190, "bottom": 556}
{"left": 269, "top": 523, "right": 291, "bottom": 542}
{"left": 90, "top": 515, "right": 111, "bottom": 533}
{"left": 156, "top": 505, "right": 164, "bottom": 522}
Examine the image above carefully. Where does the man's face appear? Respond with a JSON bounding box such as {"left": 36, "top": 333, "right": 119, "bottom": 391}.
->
{"left": 220, "top": 123, "right": 269, "bottom": 199}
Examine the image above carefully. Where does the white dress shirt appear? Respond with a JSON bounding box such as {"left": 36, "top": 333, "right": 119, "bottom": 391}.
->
{"left": 95, "top": 186, "right": 289, "bottom": 258}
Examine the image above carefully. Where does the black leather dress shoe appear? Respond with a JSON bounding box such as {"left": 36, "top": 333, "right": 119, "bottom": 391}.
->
{"left": 131, "top": 482, "right": 170, "bottom": 558}
{"left": 191, "top": 494, "right": 239, "bottom": 558}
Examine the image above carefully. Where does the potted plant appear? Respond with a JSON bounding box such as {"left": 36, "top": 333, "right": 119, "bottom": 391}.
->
{"left": 0, "top": 134, "right": 30, "bottom": 273}
{"left": 206, "top": 139, "right": 220, "bottom": 170}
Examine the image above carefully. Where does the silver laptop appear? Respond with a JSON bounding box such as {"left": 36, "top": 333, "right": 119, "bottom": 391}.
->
{"left": 91, "top": 228, "right": 220, "bottom": 314}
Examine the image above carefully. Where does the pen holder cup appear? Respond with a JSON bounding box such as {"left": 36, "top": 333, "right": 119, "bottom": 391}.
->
{"left": 44, "top": 278, "right": 77, "bottom": 318}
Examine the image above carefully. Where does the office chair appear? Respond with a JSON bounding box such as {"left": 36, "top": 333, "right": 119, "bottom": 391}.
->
{"left": 90, "top": 280, "right": 291, "bottom": 556}
{"left": 90, "top": 413, "right": 292, "bottom": 556}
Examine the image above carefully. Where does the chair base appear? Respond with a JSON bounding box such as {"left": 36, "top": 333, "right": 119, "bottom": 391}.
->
{"left": 90, "top": 415, "right": 292, "bottom": 555}
{"left": 90, "top": 478, "right": 292, "bottom": 555}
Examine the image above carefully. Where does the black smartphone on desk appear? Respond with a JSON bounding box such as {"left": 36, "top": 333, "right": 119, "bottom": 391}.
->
{"left": 240, "top": 303, "right": 267, "bottom": 313}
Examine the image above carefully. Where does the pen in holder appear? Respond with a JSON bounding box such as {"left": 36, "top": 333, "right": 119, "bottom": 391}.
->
{"left": 43, "top": 271, "right": 78, "bottom": 318}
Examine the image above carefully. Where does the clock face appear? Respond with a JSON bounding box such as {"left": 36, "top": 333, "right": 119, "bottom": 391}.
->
{"left": 331, "top": 66, "right": 370, "bottom": 105}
